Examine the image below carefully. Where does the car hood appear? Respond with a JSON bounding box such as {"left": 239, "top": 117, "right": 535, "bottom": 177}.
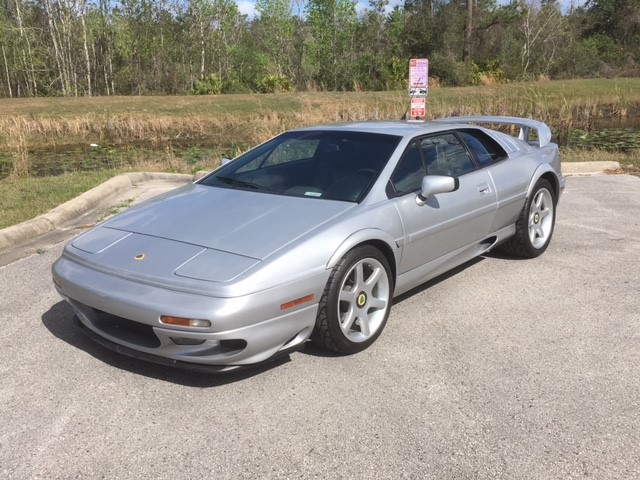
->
{"left": 97, "top": 183, "right": 353, "bottom": 260}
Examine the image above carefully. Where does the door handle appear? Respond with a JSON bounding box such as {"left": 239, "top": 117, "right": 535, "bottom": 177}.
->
{"left": 477, "top": 183, "right": 491, "bottom": 195}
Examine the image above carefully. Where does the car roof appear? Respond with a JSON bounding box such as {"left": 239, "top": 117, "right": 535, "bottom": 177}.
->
{"left": 292, "top": 120, "right": 466, "bottom": 138}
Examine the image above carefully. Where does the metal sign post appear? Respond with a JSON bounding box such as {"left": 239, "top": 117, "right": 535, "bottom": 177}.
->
{"left": 408, "top": 58, "right": 429, "bottom": 122}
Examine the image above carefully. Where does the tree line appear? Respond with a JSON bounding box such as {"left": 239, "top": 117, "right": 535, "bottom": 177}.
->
{"left": 0, "top": 0, "right": 638, "bottom": 97}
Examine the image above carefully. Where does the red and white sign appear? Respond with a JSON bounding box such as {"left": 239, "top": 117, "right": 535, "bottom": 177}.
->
{"left": 408, "top": 58, "right": 428, "bottom": 122}
{"left": 410, "top": 96, "right": 426, "bottom": 120}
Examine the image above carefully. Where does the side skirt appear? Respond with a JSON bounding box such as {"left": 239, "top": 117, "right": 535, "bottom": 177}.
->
{"left": 393, "top": 224, "right": 515, "bottom": 297}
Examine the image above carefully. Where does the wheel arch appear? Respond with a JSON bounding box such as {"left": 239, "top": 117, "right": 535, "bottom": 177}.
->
{"left": 501, "top": 168, "right": 558, "bottom": 258}
{"left": 326, "top": 230, "right": 398, "bottom": 283}
{"left": 360, "top": 239, "right": 397, "bottom": 284}
{"left": 527, "top": 166, "right": 560, "bottom": 201}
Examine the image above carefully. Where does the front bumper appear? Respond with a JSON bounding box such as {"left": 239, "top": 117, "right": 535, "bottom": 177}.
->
{"left": 72, "top": 316, "right": 293, "bottom": 373}
{"left": 52, "top": 256, "right": 326, "bottom": 369}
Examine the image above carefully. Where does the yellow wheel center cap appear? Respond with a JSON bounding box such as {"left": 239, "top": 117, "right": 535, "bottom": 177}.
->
{"left": 357, "top": 292, "right": 367, "bottom": 308}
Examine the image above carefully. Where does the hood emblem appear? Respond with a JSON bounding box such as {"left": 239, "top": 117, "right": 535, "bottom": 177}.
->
{"left": 134, "top": 253, "right": 145, "bottom": 261}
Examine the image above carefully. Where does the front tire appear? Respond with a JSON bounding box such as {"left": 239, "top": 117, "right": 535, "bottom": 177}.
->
{"left": 311, "top": 245, "right": 393, "bottom": 354}
{"left": 502, "top": 178, "right": 556, "bottom": 258}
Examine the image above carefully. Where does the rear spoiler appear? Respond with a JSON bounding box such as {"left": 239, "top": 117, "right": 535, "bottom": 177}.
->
{"left": 434, "top": 116, "right": 552, "bottom": 148}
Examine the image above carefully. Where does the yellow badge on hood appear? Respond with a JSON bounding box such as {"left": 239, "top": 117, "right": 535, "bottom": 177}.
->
{"left": 134, "top": 253, "right": 145, "bottom": 261}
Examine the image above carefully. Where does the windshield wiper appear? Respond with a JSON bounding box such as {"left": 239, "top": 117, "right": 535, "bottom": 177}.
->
{"left": 216, "top": 176, "right": 268, "bottom": 191}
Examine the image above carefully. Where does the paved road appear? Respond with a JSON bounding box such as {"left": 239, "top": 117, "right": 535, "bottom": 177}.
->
{"left": 1, "top": 175, "right": 639, "bottom": 480}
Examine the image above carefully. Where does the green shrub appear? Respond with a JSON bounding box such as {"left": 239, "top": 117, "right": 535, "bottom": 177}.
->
{"left": 582, "top": 34, "right": 628, "bottom": 68}
{"left": 257, "top": 75, "right": 293, "bottom": 93}
{"left": 193, "top": 74, "right": 223, "bottom": 95}
{"left": 428, "top": 54, "right": 478, "bottom": 86}
{"left": 471, "top": 60, "right": 506, "bottom": 85}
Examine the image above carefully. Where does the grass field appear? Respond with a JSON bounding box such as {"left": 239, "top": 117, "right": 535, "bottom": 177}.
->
{"left": 1, "top": 78, "right": 639, "bottom": 229}
{"left": 1, "top": 78, "right": 639, "bottom": 154}
{"left": 2, "top": 78, "right": 637, "bottom": 117}
{"left": 0, "top": 171, "right": 122, "bottom": 229}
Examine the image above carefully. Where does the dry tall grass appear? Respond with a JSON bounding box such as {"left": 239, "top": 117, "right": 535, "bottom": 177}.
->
{"left": 1, "top": 94, "right": 632, "bottom": 149}
{"left": 1, "top": 79, "right": 638, "bottom": 177}
{"left": 0, "top": 96, "right": 408, "bottom": 155}
{"left": 8, "top": 135, "right": 30, "bottom": 178}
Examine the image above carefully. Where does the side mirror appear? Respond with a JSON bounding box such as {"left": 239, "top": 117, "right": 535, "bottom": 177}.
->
{"left": 416, "top": 175, "right": 459, "bottom": 205}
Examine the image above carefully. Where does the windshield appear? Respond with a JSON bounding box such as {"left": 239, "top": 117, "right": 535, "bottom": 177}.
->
{"left": 201, "top": 130, "right": 401, "bottom": 203}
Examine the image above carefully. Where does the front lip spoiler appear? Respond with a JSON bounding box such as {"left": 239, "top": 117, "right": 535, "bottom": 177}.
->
{"left": 73, "top": 316, "right": 297, "bottom": 374}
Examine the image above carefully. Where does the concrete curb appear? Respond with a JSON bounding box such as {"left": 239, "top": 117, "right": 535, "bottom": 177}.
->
{"left": 562, "top": 161, "right": 620, "bottom": 176}
{"left": 0, "top": 172, "right": 192, "bottom": 252}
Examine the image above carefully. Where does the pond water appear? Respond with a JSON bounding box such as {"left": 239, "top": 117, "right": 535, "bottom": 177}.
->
{"left": 553, "top": 114, "right": 640, "bottom": 151}
{"left": 1, "top": 116, "right": 639, "bottom": 180}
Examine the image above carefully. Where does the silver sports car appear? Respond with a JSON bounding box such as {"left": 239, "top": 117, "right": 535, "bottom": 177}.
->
{"left": 52, "top": 116, "right": 565, "bottom": 372}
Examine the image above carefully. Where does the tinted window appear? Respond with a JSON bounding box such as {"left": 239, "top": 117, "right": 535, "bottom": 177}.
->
{"left": 237, "top": 137, "right": 320, "bottom": 173}
{"left": 202, "top": 130, "right": 401, "bottom": 203}
{"left": 389, "top": 132, "right": 481, "bottom": 198}
{"left": 458, "top": 129, "right": 507, "bottom": 166}
{"left": 421, "top": 133, "right": 474, "bottom": 176}
{"left": 390, "top": 141, "right": 425, "bottom": 196}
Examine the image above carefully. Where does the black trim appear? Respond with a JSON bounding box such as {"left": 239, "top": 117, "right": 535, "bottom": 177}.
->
{"left": 74, "top": 316, "right": 298, "bottom": 374}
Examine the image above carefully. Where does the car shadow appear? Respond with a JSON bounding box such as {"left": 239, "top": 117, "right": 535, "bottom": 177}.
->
{"left": 300, "top": 341, "right": 348, "bottom": 358}
{"left": 392, "top": 256, "right": 484, "bottom": 304}
{"left": 482, "top": 249, "right": 531, "bottom": 261}
{"left": 42, "top": 301, "right": 290, "bottom": 387}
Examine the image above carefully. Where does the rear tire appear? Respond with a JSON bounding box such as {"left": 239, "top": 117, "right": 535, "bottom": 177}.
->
{"left": 311, "top": 245, "right": 393, "bottom": 354}
{"left": 501, "top": 178, "right": 556, "bottom": 258}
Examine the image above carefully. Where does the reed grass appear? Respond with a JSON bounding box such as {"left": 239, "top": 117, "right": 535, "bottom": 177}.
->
{"left": 1, "top": 79, "right": 638, "bottom": 157}
{"left": 560, "top": 147, "right": 640, "bottom": 164}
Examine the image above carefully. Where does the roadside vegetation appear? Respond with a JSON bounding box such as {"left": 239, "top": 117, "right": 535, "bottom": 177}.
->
{"left": 1, "top": 79, "right": 639, "bottom": 228}
{"left": 0, "top": 171, "right": 121, "bottom": 229}
{"left": 1, "top": 78, "right": 639, "bottom": 165}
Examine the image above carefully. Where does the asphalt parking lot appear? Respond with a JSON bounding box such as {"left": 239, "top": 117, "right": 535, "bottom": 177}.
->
{"left": 1, "top": 174, "right": 638, "bottom": 479}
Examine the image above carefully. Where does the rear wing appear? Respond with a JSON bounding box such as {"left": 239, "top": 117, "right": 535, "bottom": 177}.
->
{"left": 434, "top": 116, "right": 552, "bottom": 148}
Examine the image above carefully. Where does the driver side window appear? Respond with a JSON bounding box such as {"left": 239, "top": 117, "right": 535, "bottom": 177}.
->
{"left": 389, "top": 141, "right": 425, "bottom": 196}
{"left": 389, "top": 132, "right": 477, "bottom": 197}
{"left": 421, "top": 133, "right": 474, "bottom": 176}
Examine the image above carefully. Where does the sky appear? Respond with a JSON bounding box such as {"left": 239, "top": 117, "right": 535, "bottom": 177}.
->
{"left": 236, "top": 0, "right": 588, "bottom": 19}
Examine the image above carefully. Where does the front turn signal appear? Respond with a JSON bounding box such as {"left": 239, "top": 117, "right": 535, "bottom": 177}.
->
{"left": 280, "top": 294, "right": 315, "bottom": 311}
{"left": 160, "top": 315, "right": 211, "bottom": 328}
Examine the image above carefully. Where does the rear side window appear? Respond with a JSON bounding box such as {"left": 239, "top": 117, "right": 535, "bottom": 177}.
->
{"left": 458, "top": 129, "right": 507, "bottom": 166}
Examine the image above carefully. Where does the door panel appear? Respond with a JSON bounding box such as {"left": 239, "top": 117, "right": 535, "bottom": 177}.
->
{"left": 456, "top": 128, "right": 528, "bottom": 233}
{"left": 486, "top": 157, "right": 532, "bottom": 232}
{"left": 393, "top": 169, "right": 497, "bottom": 274}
